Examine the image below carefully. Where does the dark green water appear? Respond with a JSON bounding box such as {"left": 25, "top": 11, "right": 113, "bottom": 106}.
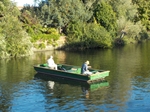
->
{"left": 0, "top": 41, "right": 150, "bottom": 112}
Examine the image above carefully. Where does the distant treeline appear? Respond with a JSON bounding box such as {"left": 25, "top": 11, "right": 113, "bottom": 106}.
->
{"left": 0, "top": 0, "right": 150, "bottom": 58}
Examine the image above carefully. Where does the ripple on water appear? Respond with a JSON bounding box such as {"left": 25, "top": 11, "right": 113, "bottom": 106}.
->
{"left": 127, "top": 76, "right": 150, "bottom": 110}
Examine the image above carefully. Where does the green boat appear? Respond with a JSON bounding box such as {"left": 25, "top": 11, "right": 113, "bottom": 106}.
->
{"left": 34, "top": 63, "right": 110, "bottom": 83}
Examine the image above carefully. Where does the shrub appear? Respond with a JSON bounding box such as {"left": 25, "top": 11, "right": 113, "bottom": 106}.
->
{"left": 65, "top": 22, "right": 112, "bottom": 49}
{"left": 30, "top": 27, "right": 60, "bottom": 49}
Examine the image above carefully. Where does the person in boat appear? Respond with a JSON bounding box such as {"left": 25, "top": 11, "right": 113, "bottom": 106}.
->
{"left": 81, "top": 60, "right": 92, "bottom": 75}
{"left": 47, "top": 56, "right": 57, "bottom": 70}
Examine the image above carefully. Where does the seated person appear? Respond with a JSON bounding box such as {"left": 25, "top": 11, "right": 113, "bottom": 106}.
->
{"left": 47, "top": 56, "right": 57, "bottom": 70}
{"left": 81, "top": 60, "right": 92, "bottom": 75}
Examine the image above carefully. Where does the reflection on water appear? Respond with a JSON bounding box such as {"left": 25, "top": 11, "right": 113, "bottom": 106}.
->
{"left": 1, "top": 41, "right": 150, "bottom": 111}
{"left": 47, "top": 81, "right": 55, "bottom": 90}
{"left": 34, "top": 73, "right": 109, "bottom": 100}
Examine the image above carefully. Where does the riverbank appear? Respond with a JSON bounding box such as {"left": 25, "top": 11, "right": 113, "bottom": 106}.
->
{"left": 32, "top": 34, "right": 150, "bottom": 52}
{"left": 33, "top": 36, "right": 66, "bottom": 52}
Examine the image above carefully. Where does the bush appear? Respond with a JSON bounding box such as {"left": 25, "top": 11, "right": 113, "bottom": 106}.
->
{"left": 65, "top": 22, "right": 112, "bottom": 49}
{"left": 30, "top": 27, "right": 60, "bottom": 49}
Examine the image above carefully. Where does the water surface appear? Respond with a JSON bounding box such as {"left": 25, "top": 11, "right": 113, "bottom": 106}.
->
{"left": 0, "top": 41, "right": 150, "bottom": 112}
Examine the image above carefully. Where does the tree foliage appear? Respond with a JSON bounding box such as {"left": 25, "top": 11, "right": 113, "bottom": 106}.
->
{"left": 24, "top": 0, "right": 150, "bottom": 48}
{"left": 0, "top": 0, "right": 149, "bottom": 57}
{"left": 36, "top": 0, "right": 93, "bottom": 33}
{"left": 0, "top": 0, "right": 33, "bottom": 58}
{"left": 65, "top": 22, "right": 112, "bottom": 49}
{"left": 132, "top": 0, "right": 150, "bottom": 30}
{"left": 109, "top": 0, "right": 137, "bottom": 20}
{"left": 109, "top": 0, "right": 146, "bottom": 45}
{"left": 19, "top": 9, "right": 60, "bottom": 49}
{"left": 93, "top": 1, "right": 117, "bottom": 37}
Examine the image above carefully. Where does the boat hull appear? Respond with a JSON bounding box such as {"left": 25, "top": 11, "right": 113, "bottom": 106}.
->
{"left": 34, "top": 64, "right": 110, "bottom": 83}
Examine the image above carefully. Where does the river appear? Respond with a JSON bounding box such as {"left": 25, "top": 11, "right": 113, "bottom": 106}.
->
{"left": 0, "top": 41, "right": 150, "bottom": 112}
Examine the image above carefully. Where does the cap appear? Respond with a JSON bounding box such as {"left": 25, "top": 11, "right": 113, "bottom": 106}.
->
{"left": 85, "top": 60, "right": 89, "bottom": 64}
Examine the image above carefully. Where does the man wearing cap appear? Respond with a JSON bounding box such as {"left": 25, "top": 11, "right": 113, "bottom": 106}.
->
{"left": 47, "top": 56, "right": 57, "bottom": 70}
{"left": 81, "top": 60, "right": 92, "bottom": 75}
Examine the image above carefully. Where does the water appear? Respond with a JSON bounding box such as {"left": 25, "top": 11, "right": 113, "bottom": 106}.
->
{"left": 1, "top": 41, "right": 150, "bottom": 112}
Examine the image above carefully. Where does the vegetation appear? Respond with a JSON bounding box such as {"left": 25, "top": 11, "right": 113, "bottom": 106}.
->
{"left": 20, "top": 10, "right": 60, "bottom": 49}
{"left": 36, "top": 0, "right": 94, "bottom": 33}
{"left": 93, "top": 1, "right": 117, "bottom": 38}
{"left": 0, "top": 0, "right": 150, "bottom": 58}
{"left": 132, "top": 0, "right": 150, "bottom": 31}
{"left": 65, "top": 22, "right": 112, "bottom": 49}
{"left": 0, "top": 0, "right": 33, "bottom": 58}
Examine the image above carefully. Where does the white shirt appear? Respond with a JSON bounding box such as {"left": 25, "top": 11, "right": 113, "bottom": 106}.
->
{"left": 47, "top": 58, "right": 55, "bottom": 67}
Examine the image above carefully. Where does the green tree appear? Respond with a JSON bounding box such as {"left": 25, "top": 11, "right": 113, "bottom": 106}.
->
{"left": 93, "top": 1, "right": 117, "bottom": 37}
{"left": 19, "top": 9, "right": 60, "bottom": 49}
{"left": 109, "top": 0, "right": 145, "bottom": 44}
{"left": 66, "top": 21, "right": 112, "bottom": 49}
{"left": 0, "top": 0, "right": 33, "bottom": 58}
{"left": 109, "top": 0, "right": 137, "bottom": 20}
{"left": 132, "top": 0, "right": 150, "bottom": 30}
{"left": 36, "top": 0, "right": 93, "bottom": 33}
